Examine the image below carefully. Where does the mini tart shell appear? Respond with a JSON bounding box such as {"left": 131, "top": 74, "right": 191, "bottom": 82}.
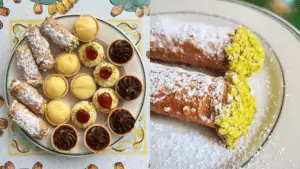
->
{"left": 107, "top": 108, "right": 136, "bottom": 136}
{"left": 71, "top": 73, "right": 97, "bottom": 100}
{"left": 43, "top": 74, "right": 69, "bottom": 100}
{"left": 93, "top": 61, "right": 120, "bottom": 87}
{"left": 71, "top": 101, "right": 97, "bottom": 129}
{"left": 45, "top": 99, "right": 71, "bottom": 126}
{"left": 84, "top": 124, "right": 111, "bottom": 153}
{"left": 92, "top": 88, "right": 119, "bottom": 113}
{"left": 55, "top": 52, "right": 81, "bottom": 77}
{"left": 51, "top": 124, "right": 78, "bottom": 153}
{"left": 115, "top": 75, "right": 143, "bottom": 100}
{"left": 107, "top": 39, "right": 134, "bottom": 66}
{"left": 78, "top": 42, "right": 104, "bottom": 68}
{"left": 73, "top": 15, "right": 99, "bottom": 42}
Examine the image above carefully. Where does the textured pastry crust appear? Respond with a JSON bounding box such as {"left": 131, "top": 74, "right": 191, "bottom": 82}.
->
{"left": 26, "top": 24, "right": 55, "bottom": 71}
{"left": 8, "top": 100, "right": 49, "bottom": 139}
{"left": 150, "top": 63, "right": 257, "bottom": 148}
{"left": 15, "top": 45, "right": 43, "bottom": 87}
{"left": 149, "top": 22, "right": 231, "bottom": 72}
{"left": 149, "top": 21, "right": 265, "bottom": 78}
{"left": 150, "top": 65, "right": 228, "bottom": 128}
{"left": 10, "top": 80, "right": 47, "bottom": 116}
{"left": 40, "top": 16, "right": 79, "bottom": 52}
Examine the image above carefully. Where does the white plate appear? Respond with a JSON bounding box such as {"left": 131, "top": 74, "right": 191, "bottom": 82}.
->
{"left": 149, "top": 0, "right": 300, "bottom": 168}
{"left": 4, "top": 15, "right": 146, "bottom": 157}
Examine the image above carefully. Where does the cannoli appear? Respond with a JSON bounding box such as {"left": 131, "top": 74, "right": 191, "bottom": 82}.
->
{"left": 40, "top": 16, "right": 79, "bottom": 52}
{"left": 150, "top": 64, "right": 257, "bottom": 148}
{"left": 8, "top": 100, "right": 49, "bottom": 139}
{"left": 25, "top": 24, "right": 55, "bottom": 71}
{"left": 149, "top": 20, "right": 265, "bottom": 78}
{"left": 15, "top": 45, "right": 43, "bottom": 87}
{"left": 10, "top": 80, "right": 47, "bottom": 116}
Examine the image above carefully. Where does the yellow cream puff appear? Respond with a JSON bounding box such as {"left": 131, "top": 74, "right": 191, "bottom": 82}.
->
{"left": 55, "top": 52, "right": 81, "bottom": 77}
{"left": 45, "top": 99, "right": 71, "bottom": 126}
{"left": 73, "top": 15, "right": 99, "bottom": 42}
{"left": 71, "top": 73, "right": 96, "bottom": 100}
{"left": 43, "top": 74, "right": 68, "bottom": 99}
{"left": 93, "top": 61, "right": 120, "bottom": 87}
{"left": 78, "top": 42, "right": 104, "bottom": 68}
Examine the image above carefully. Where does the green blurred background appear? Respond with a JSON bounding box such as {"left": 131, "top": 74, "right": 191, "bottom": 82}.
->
{"left": 243, "top": 0, "right": 300, "bottom": 29}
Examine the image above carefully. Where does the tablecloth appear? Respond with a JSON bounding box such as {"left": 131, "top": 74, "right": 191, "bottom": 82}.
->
{"left": 0, "top": 0, "right": 150, "bottom": 169}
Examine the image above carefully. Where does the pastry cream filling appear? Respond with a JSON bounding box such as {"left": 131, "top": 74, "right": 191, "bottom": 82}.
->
{"left": 225, "top": 26, "right": 265, "bottom": 78}
{"left": 71, "top": 74, "right": 96, "bottom": 99}
{"left": 56, "top": 53, "right": 80, "bottom": 76}
{"left": 44, "top": 76, "right": 67, "bottom": 99}
{"left": 47, "top": 100, "right": 71, "bottom": 125}
{"left": 74, "top": 16, "right": 98, "bottom": 41}
{"left": 214, "top": 72, "right": 257, "bottom": 149}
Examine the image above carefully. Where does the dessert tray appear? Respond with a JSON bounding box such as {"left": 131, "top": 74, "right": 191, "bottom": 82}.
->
{"left": 4, "top": 15, "right": 146, "bottom": 156}
{"left": 150, "top": 10, "right": 284, "bottom": 169}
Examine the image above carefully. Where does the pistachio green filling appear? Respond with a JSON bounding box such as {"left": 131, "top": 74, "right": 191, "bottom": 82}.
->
{"left": 225, "top": 26, "right": 265, "bottom": 78}
{"left": 67, "top": 38, "right": 79, "bottom": 52}
{"left": 214, "top": 72, "right": 257, "bottom": 149}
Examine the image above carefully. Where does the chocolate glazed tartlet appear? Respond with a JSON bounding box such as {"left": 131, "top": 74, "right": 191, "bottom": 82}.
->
{"left": 115, "top": 75, "right": 143, "bottom": 100}
{"left": 51, "top": 124, "right": 78, "bottom": 152}
{"left": 108, "top": 108, "right": 136, "bottom": 136}
{"left": 107, "top": 39, "right": 134, "bottom": 66}
{"left": 84, "top": 124, "right": 111, "bottom": 153}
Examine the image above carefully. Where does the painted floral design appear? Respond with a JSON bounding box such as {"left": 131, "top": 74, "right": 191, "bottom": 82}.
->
{"left": 0, "top": 95, "right": 4, "bottom": 108}
{"left": 117, "top": 22, "right": 141, "bottom": 45}
{"left": 29, "top": 0, "right": 78, "bottom": 15}
{"left": 114, "top": 162, "right": 124, "bottom": 169}
{"left": 0, "top": 118, "right": 7, "bottom": 138}
{"left": 86, "top": 162, "right": 125, "bottom": 169}
{"left": 32, "top": 162, "right": 43, "bottom": 169}
{"left": 0, "top": 0, "right": 10, "bottom": 30}
{"left": 110, "top": 0, "right": 150, "bottom": 17}
{"left": 0, "top": 161, "right": 43, "bottom": 169}
{"left": 87, "top": 164, "right": 98, "bottom": 169}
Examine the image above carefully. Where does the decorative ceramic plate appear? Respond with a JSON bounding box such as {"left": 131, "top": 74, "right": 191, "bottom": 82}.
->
{"left": 150, "top": 0, "right": 300, "bottom": 168}
{"left": 4, "top": 15, "right": 146, "bottom": 157}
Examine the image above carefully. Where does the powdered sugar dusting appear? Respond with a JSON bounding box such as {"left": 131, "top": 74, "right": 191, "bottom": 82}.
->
{"left": 26, "top": 25, "right": 54, "bottom": 70}
{"left": 151, "top": 19, "right": 233, "bottom": 60}
{"left": 151, "top": 120, "right": 233, "bottom": 169}
{"left": 15, "top": 46, "right": 42, "bottom": 82}
{"left": 10, "top": 80, "right": 44, "bottom": 115}
{"left": 40, "top": 18, "right": 77, "bottom": 50}
{"left": 150, "top": 63, "right": 225, "bottom": 113}
{"left": 9, "top": 101, "right": 41, "bottom": 137}
{"left": 150, "top": 57, "right": 282, "bottom": 168}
